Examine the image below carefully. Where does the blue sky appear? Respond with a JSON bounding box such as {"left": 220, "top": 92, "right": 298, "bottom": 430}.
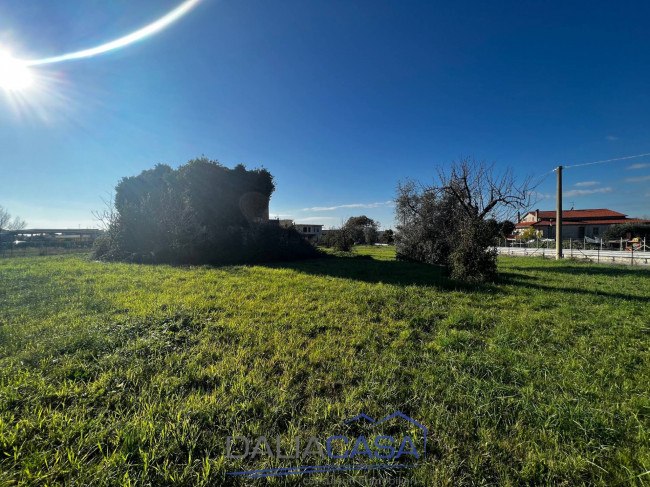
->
{"left": 1, "top": 0, "right": 649, "bottom": 229}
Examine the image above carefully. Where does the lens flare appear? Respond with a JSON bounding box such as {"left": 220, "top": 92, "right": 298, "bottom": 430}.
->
{"left": 1, "top": 0, "right": 202, "bottom": 120}
{"left": 0, "top": 50, "right": 34, "bottom": 91}
{"left": 23, "top": 0, "right": 203, "bottom": 67}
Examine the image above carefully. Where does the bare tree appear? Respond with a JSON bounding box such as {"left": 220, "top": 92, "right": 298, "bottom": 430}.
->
{"left": 0, "top": 206, "right": 26, "bottom": 251}
{"left": 0, "top": 206, "right": 27, "bottom": 231}
{"left": 395, "top": 157, "right": 537, "bottom": 282}
{"left": 436, "top": 156, "right": 537, "bottom": 222}
{"left": 91, "top": 194, "right": 118, "bottom": 231}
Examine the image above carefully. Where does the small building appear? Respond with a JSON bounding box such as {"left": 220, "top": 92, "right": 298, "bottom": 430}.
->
{"left": 295, "top": 224, "right": 324, "bottom": 238}
{"left": 515, "top": 209, "right": 650, "bottom": 240}
{"left": 277, "top": 220, "right": 324, "bottom": 240}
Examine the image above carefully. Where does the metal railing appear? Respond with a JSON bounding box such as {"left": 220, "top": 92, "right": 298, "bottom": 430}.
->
{"left": 496, "top": 244, "right": 650, "bottom": 265}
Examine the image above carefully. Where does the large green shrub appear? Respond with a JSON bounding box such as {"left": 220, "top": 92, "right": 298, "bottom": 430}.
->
{"left": 92, "top": 157, "right": 318, "bottom": 265}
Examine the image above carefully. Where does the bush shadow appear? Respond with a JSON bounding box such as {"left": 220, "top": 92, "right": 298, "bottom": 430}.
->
{"left": 506, "top": 262, "right": 650, "bottom": 278}
{"left": 268, "top": 254, "right": 648, "bottom": 302}
{"left": 499, "top": 268, "right": 650, "bottom": 303}
{"left": 264, "top": 254, "right": 501, "bottom": 294}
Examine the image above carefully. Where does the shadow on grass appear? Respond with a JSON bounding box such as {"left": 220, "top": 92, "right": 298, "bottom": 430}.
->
{"left": 264, "top": 254, "right": 502, "bottom": 293}
{"left": 283, "top": 255, "right": 650, "bottom": 302}
{"left": 498, "top": 270, "right": 650, "bottom": 303}
{"left": 507, "top": 262, "right": 650, "bottom": 278}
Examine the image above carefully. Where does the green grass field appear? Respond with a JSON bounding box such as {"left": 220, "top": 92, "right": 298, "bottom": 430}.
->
{"left": 1, "top": 247, "right": 648, "bottom": 486}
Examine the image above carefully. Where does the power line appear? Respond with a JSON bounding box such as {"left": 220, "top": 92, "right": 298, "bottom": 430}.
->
{"left": 562, "top": 152, "right": 650, "bottom": 170}
{"left": 545, "top": 151, "right": 650, "bottom": 260}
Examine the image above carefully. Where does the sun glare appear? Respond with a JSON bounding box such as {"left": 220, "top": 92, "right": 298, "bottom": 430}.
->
{"left": 0, "top": 0, "right": 202, "bottom": 119}
{"left": 0, "top": 50, "right": 34, "bottom": 92}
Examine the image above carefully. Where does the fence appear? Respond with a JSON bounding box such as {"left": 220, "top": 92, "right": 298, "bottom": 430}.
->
{"left": 496, "top": 245, "right": 650, "bottom": 266}
{"left": 0, "top": 244, "right": 91, "bottom": 259}
{"left": 497, "top": 236, "right": 649, "bottom": 251}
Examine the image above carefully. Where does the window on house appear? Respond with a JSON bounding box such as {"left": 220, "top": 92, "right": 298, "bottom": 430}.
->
{"left": 593, "top": 227, "right": 599, "bottom": 236}
{"left": 303, "top": 227, "right": 307, "bottom": 232}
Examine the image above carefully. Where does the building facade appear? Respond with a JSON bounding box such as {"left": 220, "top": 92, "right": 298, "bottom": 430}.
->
{"left": 276, "top": 219, "right": 324, "bottom": 240}
{"left": 515, "top": 209, "right": 650, "bottom": 239}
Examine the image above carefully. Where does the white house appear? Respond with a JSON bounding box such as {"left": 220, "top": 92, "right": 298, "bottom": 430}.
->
{"left": 277, "top": 220, "right": 324, "bottom": 240}
{"left": 294, "top": 223, "right": 324, "bottom": 239}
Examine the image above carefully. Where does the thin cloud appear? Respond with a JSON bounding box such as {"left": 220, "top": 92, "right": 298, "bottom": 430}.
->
{"left": 531, "top": 191, "right": 552, "bottom": 200}
{"left": 605, "top": 136, "right": 618, "bottom": 141}
{"left": 627, "top": 163, "right": 650, "bottom": 170}
{"left": 574, "top": 181, "right": 599, "bottom": 187}
{"left": 303, "top": 201, "right": 393, "bottom": 211}
{"left": 563, "top": 187, "right": 612, "bottom": 197}
{"left": 623, "top": 175, "right": 650, "bottom": 183}
{"left": 295, "top": 216, "right": 339, "bottom": 222}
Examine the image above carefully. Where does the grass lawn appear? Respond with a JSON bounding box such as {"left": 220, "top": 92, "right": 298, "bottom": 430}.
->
{"left": 0, "top": 247, "right": 648, "bottom": 486}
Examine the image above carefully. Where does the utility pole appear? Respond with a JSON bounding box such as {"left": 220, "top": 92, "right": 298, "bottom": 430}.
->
{"left": 555, "top": 165, "right": 563, "bottom": 260}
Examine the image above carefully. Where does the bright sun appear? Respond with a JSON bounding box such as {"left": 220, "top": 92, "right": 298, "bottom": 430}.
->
{"left": 0, "top": 50, "right": 34, "bottom": 92}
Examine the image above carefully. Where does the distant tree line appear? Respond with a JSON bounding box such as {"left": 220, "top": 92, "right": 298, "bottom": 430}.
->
{"left": 603, "top": 222, "right": 650, "bottom": 242}
{"left": 321, "top": 215, "right": 382, "bottom": 251}
{"left": 0, "top": 205, "right": 26, "bottom": 232}
{"left": 93, "top": 158, "right": 318, "bottom": 264}
{"left": 0, "top": 205, "right": 26, "bottom": 250}
{"left": 380, "top": 229, "right": 395, "bottom": 245}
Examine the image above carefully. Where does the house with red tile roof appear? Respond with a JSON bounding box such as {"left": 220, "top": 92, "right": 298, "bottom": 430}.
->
{"left": 515, "top": 209, "right": 650, "bottom": 240}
